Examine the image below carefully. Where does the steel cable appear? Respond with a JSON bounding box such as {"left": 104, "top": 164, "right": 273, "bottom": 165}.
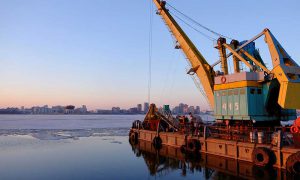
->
{"left": 169, "top": 11, "right": 216, "bottom": 41}
{"left": 166, "top": 2, "right": 234, "bottom": 40}
{"left": 148, "top": 0, "right": 153, "bottom": 104}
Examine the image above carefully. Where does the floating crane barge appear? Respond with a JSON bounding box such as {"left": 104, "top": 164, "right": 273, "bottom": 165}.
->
{"left": 130, "top": 0, "right": 300, "bottom": 174}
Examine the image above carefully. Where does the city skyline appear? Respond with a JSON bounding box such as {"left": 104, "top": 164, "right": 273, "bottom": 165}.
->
{"left": 0, "top": 102, "right": 210, "bottom": 115}
{"left": 0, "top": 102, "right": 202, "bottom": 111}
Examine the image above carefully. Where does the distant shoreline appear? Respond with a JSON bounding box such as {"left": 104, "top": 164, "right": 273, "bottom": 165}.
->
{"left": 0, "top": 113, "right": 146, "bottom": 115}
{"left": 0, "top": 113, "right": 212, "bottom": 116}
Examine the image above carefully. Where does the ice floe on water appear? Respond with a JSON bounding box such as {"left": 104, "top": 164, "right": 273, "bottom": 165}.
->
{"left": 0, "top": 115, "right": 140, "bottom": 140}
{"left": 0, "top": 114, "right": 215, "bottom": 141}
{"left": 0, "top": 128, "right": 130, "bottom": 140}
{"left": 110, "top": 140, "right": 123, "bottom": 144}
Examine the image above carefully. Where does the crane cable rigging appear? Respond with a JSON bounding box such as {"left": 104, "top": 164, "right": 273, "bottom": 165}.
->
{"left": 148, "top": 1, "right": 233, "bottom": 108}
{"left": 148, "top": 0, "right": 153, "bottom": 104}
{"left": 158, "top": 8, "right": 213, "bottom": 107}
{"left": 164, "top": 1, "right": 224, "bottom": 109}
{"left": 169, "top": 11, "right": 216, "bottom": 42}
{"left": 166, "top": 2, "right": 234, "bottom": 40}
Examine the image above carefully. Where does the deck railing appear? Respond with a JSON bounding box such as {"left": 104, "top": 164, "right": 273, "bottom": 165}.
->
{"left": 177, "top": 123, "right": 294, "bottom": 146}
{"left": 132, "top": 120, "right": 295, "bottom": 146}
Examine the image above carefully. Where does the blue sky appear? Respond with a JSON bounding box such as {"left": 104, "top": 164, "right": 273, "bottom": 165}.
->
{"left": 0, "top": 0, "right": 300, "bottom": 110}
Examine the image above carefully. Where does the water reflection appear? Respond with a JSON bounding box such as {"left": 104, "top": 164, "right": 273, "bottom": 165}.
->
{"left": 0, "top": 127, "right": 298, "bottom": 179}
{"left": 130, "top": 140, "right": 293, "bottom": 179}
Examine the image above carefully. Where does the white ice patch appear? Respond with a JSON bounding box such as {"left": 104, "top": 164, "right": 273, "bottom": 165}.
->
{"left": 0, "top": 128, "right": 130, "bottom": 140}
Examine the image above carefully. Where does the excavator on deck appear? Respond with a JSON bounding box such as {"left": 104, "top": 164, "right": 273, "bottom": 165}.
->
{"left": 143, "top": 0, "right": 300, "bottom": 128}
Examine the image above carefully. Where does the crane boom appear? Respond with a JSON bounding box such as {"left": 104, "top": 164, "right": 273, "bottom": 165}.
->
{"left": 153, "top": 0, "right": 215, "bottom": 108}
{"left": 151, "top": 0, "right": 300, "bottom": 125}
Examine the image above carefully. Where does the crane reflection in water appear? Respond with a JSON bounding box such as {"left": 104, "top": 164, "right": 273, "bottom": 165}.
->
{"left": 129, "top": 139, "right": 296, "bottom": 179}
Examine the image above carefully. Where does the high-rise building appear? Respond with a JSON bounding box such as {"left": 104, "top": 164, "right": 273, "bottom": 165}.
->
{"left": 188, "top": 106, "right": 195, "bottom": 114}
{"left": 32, "top": 105, "right": 50, "bottom": 114}
{"left": 195, "top": 106, "right": 201, "bottom": 114}
{"left": 129, "top": 107, "right": 138, "bottom": 114}
{"left": 137, "top": 104, "right": 142, "bottom": 113}
{"left": 112, "top": 107, "right": 121, "bottom": 114}
{"left": 179, "top": 103, "right": 184, "bottom": 114}
{"left": 81, "top": 105, "right": 87, "bottom": 113}
{"left": 183, "top": 104, "right": 189, "bottom": 114}
{"left": 144, "top": 102, "right": 149, "bottom": 113}
{"left": 172, "top": 106, "right": 179, "bottom": 114}
{"left": 52, "top": 106, "right": 65, "bottom": 114}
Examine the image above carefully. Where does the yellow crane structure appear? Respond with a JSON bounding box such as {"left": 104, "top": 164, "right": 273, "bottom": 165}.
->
{"left": 153, "top": 0, "right": 300, "bottom": 126}
{"left": 153, "top": 0, "right": 215, "bottom": 108}
{"left": 130, "top": 2, "right": 300, "bottom": 173}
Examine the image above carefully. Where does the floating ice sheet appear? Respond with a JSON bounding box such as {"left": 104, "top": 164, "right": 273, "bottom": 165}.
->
{"left": 0, "top": 128, "right": 130, "bottom": 140}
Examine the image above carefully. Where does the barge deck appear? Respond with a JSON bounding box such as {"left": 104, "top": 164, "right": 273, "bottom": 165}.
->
{"left": 130, "top": 127, "right": 300, "bottom": 172}
{"left": 131, "top": 139, "right": 290, "bottom": 179}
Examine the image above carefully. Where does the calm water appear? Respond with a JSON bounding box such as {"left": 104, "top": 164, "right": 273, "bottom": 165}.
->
{"left": 0, "top": 115, "right": 293, "bottom": 179}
